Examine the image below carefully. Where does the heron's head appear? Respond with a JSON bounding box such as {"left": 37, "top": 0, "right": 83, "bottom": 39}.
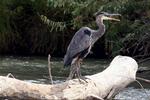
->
{"left": 95, "top": 12, "right": 121, "bottom": 22}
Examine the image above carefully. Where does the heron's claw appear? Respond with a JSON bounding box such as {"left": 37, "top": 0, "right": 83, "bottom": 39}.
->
{"left": 77, "top": 76, "right": 89, "bottom": 83}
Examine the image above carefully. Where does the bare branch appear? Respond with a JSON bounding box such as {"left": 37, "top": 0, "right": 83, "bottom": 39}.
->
{"left": 48, "top": 54, "right": 53, "bottom": 84}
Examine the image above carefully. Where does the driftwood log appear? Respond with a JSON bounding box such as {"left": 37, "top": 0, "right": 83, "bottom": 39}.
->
{"left": 0, "top": 55, "right": 138, "bottom": 99}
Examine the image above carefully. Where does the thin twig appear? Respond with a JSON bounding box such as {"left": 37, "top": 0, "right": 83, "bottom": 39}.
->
{"left": 135, "top": 80, "right": 150, "bottom": 100}
{"left": 136, "top": 77, "right": 150, "bottom": 84}
{"left": 112, "top": 75, "right": 150, "bottom": 99}
{"left": 7, "top": 73, "right": 15, "bottom": 78}
{"left": 48, "top": 54, "right": 53, "bottom": 84}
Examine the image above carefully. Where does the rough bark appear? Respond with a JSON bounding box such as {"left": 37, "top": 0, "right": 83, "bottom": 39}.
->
{"left": 0, "top": 55, "right": 138, "bottom": 99}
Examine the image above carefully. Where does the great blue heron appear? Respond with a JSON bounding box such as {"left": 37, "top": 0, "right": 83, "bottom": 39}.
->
{"left": 64, "top": 12, "right": 121, "bottom": 81}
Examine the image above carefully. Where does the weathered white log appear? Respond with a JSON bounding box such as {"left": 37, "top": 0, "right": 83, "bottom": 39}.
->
{"left": 0, "top": 55, "right": 138, "bottom": 99}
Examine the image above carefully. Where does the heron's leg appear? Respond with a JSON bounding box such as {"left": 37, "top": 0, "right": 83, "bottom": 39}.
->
{"left": 76, "top": 60, "right": 81, "bottom": 78}
{"left": 67, "top": 63, "right": 77, "bottom": 80}
{"left": 76, "top": 60, "right": 88, "bottom": 83}
{"left": 76, "top": 61, "right": 82, "bottom": 82}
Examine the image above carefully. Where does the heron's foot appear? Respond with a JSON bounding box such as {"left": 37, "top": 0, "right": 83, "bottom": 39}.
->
{"left": 77, "top": 76, "right": 89, "bottom": 83}
{"left": 66, "top": 74, "right": 89, "bottom": 84}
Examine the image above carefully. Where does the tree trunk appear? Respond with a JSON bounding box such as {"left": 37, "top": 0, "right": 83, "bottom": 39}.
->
{"left": 0, "top": 55, "right": 138, "bottom": 99}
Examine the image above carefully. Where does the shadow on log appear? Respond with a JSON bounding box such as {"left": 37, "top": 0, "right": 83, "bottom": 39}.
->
{"left": 0, "top": 55, "right": 138, "bottom": 99}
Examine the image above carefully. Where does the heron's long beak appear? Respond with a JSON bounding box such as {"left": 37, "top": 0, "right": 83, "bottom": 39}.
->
{"left": 102, "top": 16, "right": 120, "bottom": 21}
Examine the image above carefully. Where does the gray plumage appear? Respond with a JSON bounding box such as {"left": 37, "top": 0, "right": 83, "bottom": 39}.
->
{"left": 64, "top": 27, "right": 93, "bottom": 66}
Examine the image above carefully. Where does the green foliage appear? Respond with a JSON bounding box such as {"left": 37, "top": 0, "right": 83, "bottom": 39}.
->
{"left": 0, "top": 0, "right": 149, "bottom": 58}
{"left": 101, "top": 0, "right": 150, "bottom": 58}
{"left": 0, "top": 0, "right": 20, "bottom": 53}
{"left": 40, "top": 15, "right": 66, "bottom": 32}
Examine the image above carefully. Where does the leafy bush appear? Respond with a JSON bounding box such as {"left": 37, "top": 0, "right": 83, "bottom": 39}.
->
{"left": 0, "top": 0, "right": 149, "bottom": 58}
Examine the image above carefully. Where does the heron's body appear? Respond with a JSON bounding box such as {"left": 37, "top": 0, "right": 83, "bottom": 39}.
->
{"left": 64, "top": 24, "right": 105, "bottom": 66}
{"left": 64, "top": 12, "right": 120, "bottom": 81}
{"left": 64, "top": 27, "right": 93, "bottom": 66}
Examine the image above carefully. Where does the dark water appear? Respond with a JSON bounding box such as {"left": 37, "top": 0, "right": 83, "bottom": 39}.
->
{"left": 0, "top": 56, "right": 150, "bottom": 100}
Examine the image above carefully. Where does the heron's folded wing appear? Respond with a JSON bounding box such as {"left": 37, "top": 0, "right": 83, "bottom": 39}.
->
{"left": 66, "top": 27, "right": 92, "bottom": 59}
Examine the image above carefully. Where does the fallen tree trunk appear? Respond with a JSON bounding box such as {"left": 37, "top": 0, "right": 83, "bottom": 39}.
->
{"left": 0, "top": 55, "right": 138, "bottom": 99}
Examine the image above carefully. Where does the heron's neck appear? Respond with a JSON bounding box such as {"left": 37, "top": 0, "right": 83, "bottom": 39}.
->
{"left": 96, "top": 20, "right": 105, "bottom": 35}
{"left": 91, "top": 19, "right": 105, "bottom": 44}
